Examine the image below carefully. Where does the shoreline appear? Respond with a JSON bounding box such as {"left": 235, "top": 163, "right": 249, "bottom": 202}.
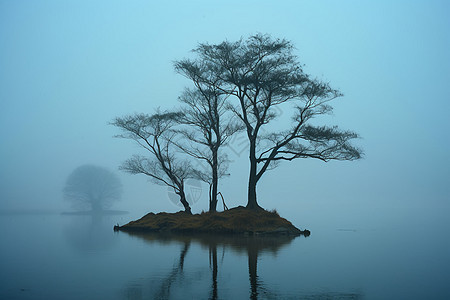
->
{"left": 114, "top": 206, "right": 310, "bottom": 237}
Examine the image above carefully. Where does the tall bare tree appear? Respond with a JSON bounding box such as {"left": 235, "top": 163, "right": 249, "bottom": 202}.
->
{"left": 112, "top": 112, "right": 193, "bottom": 214}
{"left": 175, "top": 34, "right": 362, "bottom": 210}
{"left": 174, "top": 87, "right": 242, "bottom": 212}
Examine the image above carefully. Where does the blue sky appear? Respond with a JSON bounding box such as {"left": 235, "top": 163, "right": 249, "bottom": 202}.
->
{"left": 1, "top": 1, "right": 449, "bottom": 229}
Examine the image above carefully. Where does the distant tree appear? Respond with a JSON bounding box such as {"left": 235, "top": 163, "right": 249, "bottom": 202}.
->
{"left": 175, "top": 34, "right": 363, "bottom": 210}
{"left": 174, "top": 87, "right": 242, "bottom": 212}
{"left": 112, "top": 112, "right": 193, "bottom": 214}
{"left": 63, "top": 164, "right": 122, "bottom": 212}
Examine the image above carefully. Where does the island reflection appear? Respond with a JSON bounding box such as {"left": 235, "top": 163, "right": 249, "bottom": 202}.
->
{"left": 120, "top": 232, "right": 361, "bottom": 300}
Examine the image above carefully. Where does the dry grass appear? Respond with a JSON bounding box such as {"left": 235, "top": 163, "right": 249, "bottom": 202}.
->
{"left": 120, "top": 206, "right": 308, "bottom": 236}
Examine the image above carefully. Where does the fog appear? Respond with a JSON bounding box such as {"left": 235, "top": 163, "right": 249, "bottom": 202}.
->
{"left": 1, "top": 1, "right": 449, "bottom": 230}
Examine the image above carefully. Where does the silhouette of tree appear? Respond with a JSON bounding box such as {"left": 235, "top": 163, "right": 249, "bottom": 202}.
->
{"left": 112, "top": 111, "right": 193, "bottom": 213}
{"left": 63, "top": 164, "right": 122, "bottom": 212}
{"left": 174, "top": 87, "right": 242, "bottom": 212}
{"left": 175, "top": 34, "right": 363, "bottom": 210}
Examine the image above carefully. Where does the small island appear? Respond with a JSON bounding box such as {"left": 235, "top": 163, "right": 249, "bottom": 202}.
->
{"left": 114, "top": 206, "right": 309, "bottom": 236}
{"left": 111, "top": 35, "right": 362, "bottom": 238}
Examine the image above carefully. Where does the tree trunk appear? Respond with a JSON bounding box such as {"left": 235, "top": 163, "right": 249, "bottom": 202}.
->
{"left": 91, "top": 198, "right": 102, "bottom": 213}
{"left": 246, "top": 139, "right": 261, "bottom": 210}
{"left": 179, "top": 190, "right": 192, "bottom": 214}
{"left": 209, "top": 150, "right": 219, "bottom": 212}
{"left": 247, "top": 171, "right": 258, "bottom": 210}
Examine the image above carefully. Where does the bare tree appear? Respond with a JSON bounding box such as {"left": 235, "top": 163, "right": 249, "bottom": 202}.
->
{"left": 63, "top": 164, "right": 122, "bottom": 213}
{"left": 112, "top": 112, "right": 193, "bottom": 214}
{"left": 174, "top": 87, "right": 242, "bottom": 212}
{"left": 175, "top": 34, "right": 362, "bottom": 210}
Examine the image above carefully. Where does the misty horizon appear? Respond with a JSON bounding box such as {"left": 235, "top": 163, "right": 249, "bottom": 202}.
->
{"left": 1, "top": 1, "right": 449, "bottom": 299}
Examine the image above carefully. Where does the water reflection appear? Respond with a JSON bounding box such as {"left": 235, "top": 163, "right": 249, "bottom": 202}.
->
{"left": 152, "top": 240, "right": 190, "bottom": 299}
{"left": 119, "top": 232, "right": 360, "bottom": 299}
{"left": 63, "top": 213, "right": 119, "bottom": 254}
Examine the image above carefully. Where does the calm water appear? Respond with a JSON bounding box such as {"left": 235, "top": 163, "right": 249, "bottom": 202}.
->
{"left": 0, "top": 212, "right": 449, "bottom": 299}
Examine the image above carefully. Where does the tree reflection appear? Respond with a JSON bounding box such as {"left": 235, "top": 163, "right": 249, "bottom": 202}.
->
{"left": 121, "top": 233, "right": 294, "bottom": 299}
{"left": 209, "top": 242, "right": 218, "bottom": 300}
{"left": 154, "top": 240, "right": 190, "bottom": 299}
{"left": 63, "top": 214, "right": 118, "bottom": 254}
{"left": 121, "top": 232, "right": 362, "bottom": 299}
{"left": 248, "top": 243, "right": 258, "bottom": 300}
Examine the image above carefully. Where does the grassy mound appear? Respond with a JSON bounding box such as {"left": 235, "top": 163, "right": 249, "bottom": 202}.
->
{"left": 116, "top": 206, "right": 309, "bottom": 236}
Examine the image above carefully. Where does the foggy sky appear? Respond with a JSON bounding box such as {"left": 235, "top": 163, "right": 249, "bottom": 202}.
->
{"left": 1, "top": 1, "right": 449, "bottom": 228}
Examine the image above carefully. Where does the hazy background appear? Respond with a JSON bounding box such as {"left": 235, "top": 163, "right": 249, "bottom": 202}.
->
{"left": 1, "top": 1, "right": 449, "bottom": 230}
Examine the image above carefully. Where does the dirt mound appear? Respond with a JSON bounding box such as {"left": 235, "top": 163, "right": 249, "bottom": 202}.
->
{"left": 116, "top": 206, "right": 310, "bottom": 236}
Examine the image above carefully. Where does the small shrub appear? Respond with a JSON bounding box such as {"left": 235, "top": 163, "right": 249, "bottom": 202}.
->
{"left": 269, "top": 209, "right": 280, "bottom": 217}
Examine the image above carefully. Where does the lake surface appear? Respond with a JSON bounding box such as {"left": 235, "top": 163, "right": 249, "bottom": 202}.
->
{"left": 0, "top": 212, "right": 449, "bottom": 299}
